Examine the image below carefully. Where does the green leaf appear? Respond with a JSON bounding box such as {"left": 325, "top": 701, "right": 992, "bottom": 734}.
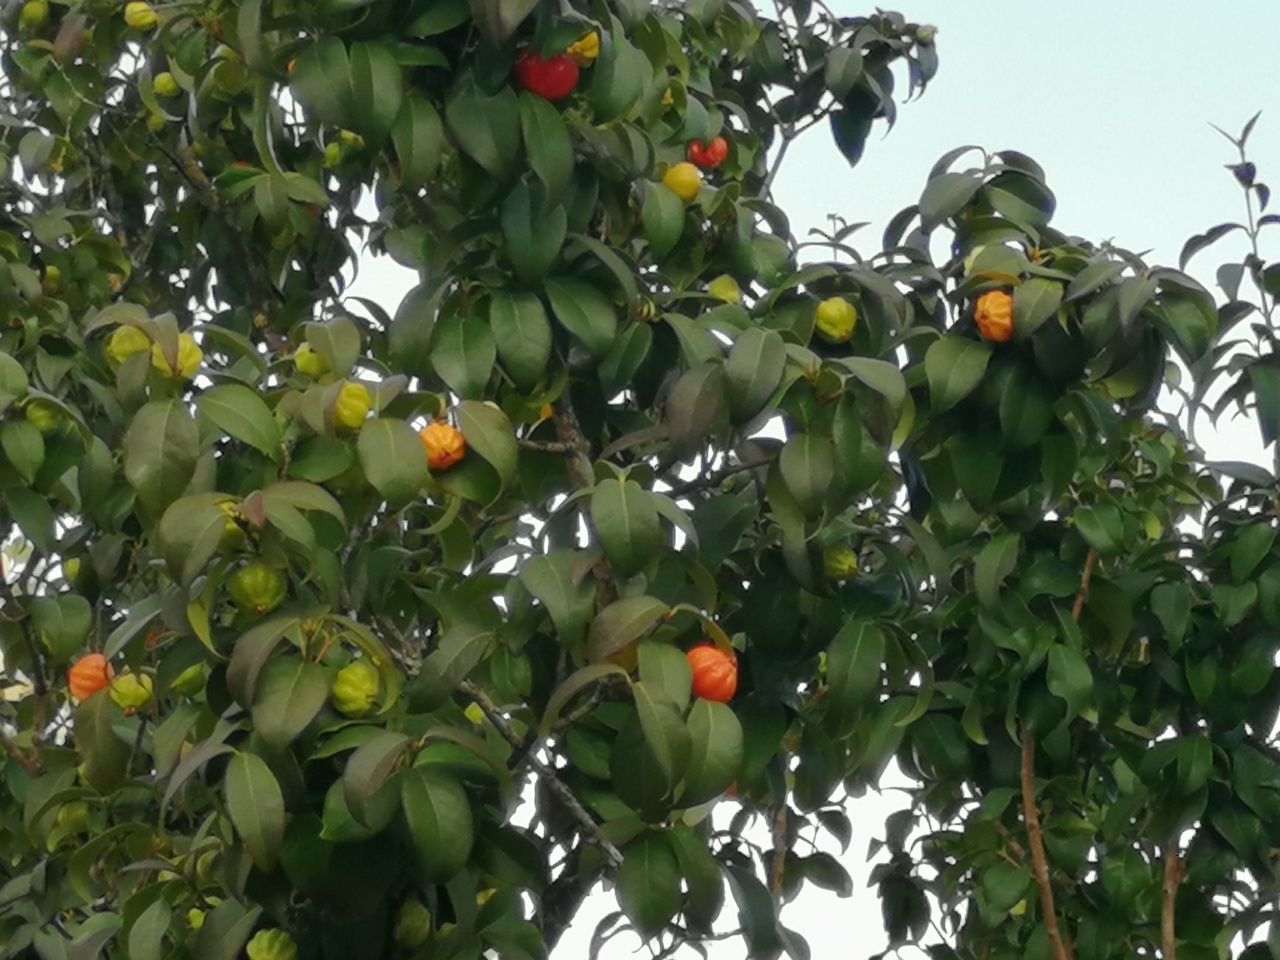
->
{"left": 981, "top": 861, "right": 1030, "bottom": 913}
{"left": 1074, "top": 503, "right": 1126, "bottom": 555}
{"left": 225, "top": 614, "right": 302, "bottom": 706}
{"left": 456, "top": 400, "right": 516, "bottom": 490}
{"left": 779, "top": 434, "right": 836, "bottom": 519}
{"left": 347, "top": 41, "right": 403, "bottom": 145}
{"left": 0, "top": 421, "right": 43, "bottom": 483}
{"left": 725, "top": 865, "right": 783, "bottom": 957}
{"left": 30, "top": 595, "right": 92, "bottom": 664}
{"left": 224, "top": 752, "right": 285, "bottom": 871}
{"left": 725, "top": 327, "right": 786, "bottom": 423}
{"left": 823, "top": 45, "right": 863, "bottom": 98}
{"left": 920, "top": 172, "right": 983, "bottom": 231}
{"left": 974, "top": 533, "right": 1020, "bottom": 609}
{"left": 669, "top": 825, "right": 724, "bottom": 930}
{"left": 1013, "top": 277, "right": 1063, "bottom": 338}
{"left": 825, "top": 620, "right": 885, "bottom": 728}
{"left": 589, "top": 20, "right": 647, "bottom": 123}
{"left": 1232, "top": 523, "right": 1276, "bottom": 582}
{"left": 1046, "top": 644, "right": 1093, "bottom": 720}
{"left": 804, "top": 852, "right": 854, "bottom": 897}
{"left": 391, "top": 95, "right": 444, "bottom": 190}
{"left": 841, "top": 356, "right": 906, "bottom": 411}
{"left": 445, "top": 76, "right": 519, "bottom": 180}
{"left": 642, "top": 181, "right": 685, "bottom": 257}
{"left": 74, "top": 694, "right": 129, "bottom": 792}
{"left": 196, "top": 384, "right": 280, "bottom": 458}
{"left": 192, "top": 899, "right": 261, "bottom": 960}
{"left": 411, "top": 622, "right": 495, "bottom": 710}
{"left": 489, "top": 291, "right": 552, "bottom": 391}
{"left": 251, "top": 658, "right": 330, "bottom": 750}
{"left": 290, "top": 38, "right": 354, "bottom": 128}
{"left": 600, "top": 322, "right": 653, "bottom": 396}
{"left": 667, "top": 362, "right": 729, "bottom": 456}
{"left": 591, "top": 478, "right": 663, "bottom": 576}
{"left": 680, "top": 699, "right": 743, "bottom": 806}
{"left": 0, "top": 351, "right": 30, "bottom": 413}
{"left": 998, "top": 362, "right": 1056, "bottom": 449}
{"left": 306, "top": 315, "right": 362, "bottom": 378}
{"left": 357, "top": 418, "right": 429, "bottom": 504}
{"left": 501, "top": 180, "right": 566, "bottom": 284}
{"left": 541, "top": 662, "right": 631, "bottom": 733}
{"left": 127, "top": 897, "right": 171, "bottom": 960}
{"left": 401, "top": 767, "right": 474, "bottom": 883}
{"left": 519, "top": 550, "right": 596, "bottom": 648}
{"left": 1151, "top": 582, "right": 1191, "bottom": 648}
{"left": 343, "top": 730, "right": 411, "bottom": 827}
{"left": 1065, "top": 258, "right": 1126, "bottom": 301}
{"left": 465, "top": 0, "right": 538, "bottom": 44}
{"left": 587, "top": 596, "right": 669, "bottom": 663}
{"left": 431, "top": 309, "right": 496, "bottom": 399}
{"left": 925, "top": 336, "right": 991, "bottom": 413}
{"left": 638, "top": 641, "right": 693, "bottom": 713}
{"left": 617, "top": 832, "right": 682, "bottom": 937}
{"left": 545, "top": 277, "right": 618, "bottom": 360}
{"left": 518, "top": 93, "right": 572, "bottom": 205}
{"left": 123, "top": 400, "right": 199, "bottom": 510}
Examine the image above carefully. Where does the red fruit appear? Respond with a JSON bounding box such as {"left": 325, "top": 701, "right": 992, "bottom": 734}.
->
{"left": 686, "top": 645, "right": 738, "bottom": 703}
{"left": 687, "top": 136, "right": 729, "bottom": 170}
{"left": 68, "top": 653, "right": 114, "bottom": 702}
{"left": 514, "top": 51, "right": 579, "bottom": 101}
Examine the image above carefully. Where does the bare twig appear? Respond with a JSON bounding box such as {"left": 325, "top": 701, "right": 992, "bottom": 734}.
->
{"left": 458, "top": 680, "right": 623, "bottom": 866}
{"left": 1021, "top": 729, "right": 1071, "bottom": 960}
{"left": 1, "top": 732, "right": 41, "bottom": 776}
{"left": 517, "top": 438, "right": 577, "bottom": 455}
{"left": 666, "top": 457, "right": 774, "bottom": 499}
{"left": 1162, "top": 840, "right": 1182, "bottom": 960}
{"left": 770, "top": 803, "right": 789, "bottom": 900}
{"left": 550, "top": 400, "right": 596, "bottom": 489}
{"left": 1070, "top": 549, "right": 1098, "bottom": 621}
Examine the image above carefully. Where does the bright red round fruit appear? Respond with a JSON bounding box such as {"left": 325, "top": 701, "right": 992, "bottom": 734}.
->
{"left": 686, "top": 645, "right": 738, "bottom": 702}
{"left": 514, "top": 51, "right": 580, "bottom": 101}
{"left": 687, "top": 136, "right": 729, "bottom": 170}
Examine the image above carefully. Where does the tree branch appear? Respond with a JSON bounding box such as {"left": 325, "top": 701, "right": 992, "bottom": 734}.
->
{"left": 550, "top": 400, "right": 596, "bottom": 489}
{"left": 1070, "top": 549, "right": 1098, "bottom": 621}
{"left": 770, "top": 803, "right": 789, "bottom": 900}
{"left": 457, "top": 680, "right": 623, "bottom": 868}
{"left": 1021, "top": 729, "right": 1071, "bottom": 960}
{"left": 1162, "top": 840, "right": 1182, "bottom": 960}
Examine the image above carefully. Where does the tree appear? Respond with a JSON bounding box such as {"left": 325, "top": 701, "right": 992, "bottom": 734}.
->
{"left": 0, "top": 0, "right": 1276, "bottom": 957}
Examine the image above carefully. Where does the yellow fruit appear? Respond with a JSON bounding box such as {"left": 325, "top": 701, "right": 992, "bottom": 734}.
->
{"left": 228, "top": 562, "right": 287, "bottom": 615}
{"left": 19, "top": 0, "right": 48, "bottom": 29}
{"left": 150, "top": 332, "right": 203, "bottom": 379}
{"left": 109, "top": 672, "right": 155, "bottom": 711}
{"left": 24, "top": 399, "right": 61, "bottom": 436}
{"left": 217, "top": 500, "right": 245, "bottom": 553}
{"left": 124, "top": 1, "right": 158, "bottom": 30}
{"left": 56, "top": 801, "right": 89, "bottom": 833}
{"left": 475, "top": 888, "right": 496, "bottom": 906}
{"left": 42, "top": 265, "right": 60, "bottom": 295}
{"left": 394, "top": 900, "right": 432, "bottom": 948}
{"left": 419, "top": 420, "right": 466, "bottom": 471}
{"left": 187, "top": 909, "right": 205, "bottom": 930}
{"left": 707, "top": 275, "right": 741, "bottom": 304}
{"left": 814, "top": 297, "right": 857, "bottom": 343}
{"left": 566, "top": 32, "right": 600, "bottom": 66}
{"left": 330, "top": 659, "right": 380, "bottom": 717}
{"left": 661, "top": 162, "right": 702, "bottom": 205}
{"left": 153, "top": 72, "right": 180, "bottom": 98}
{"left": 464, "top": 702, "right": 486, "bottom": 726}
{"left": 333, "top": 381, "right": 371, "bottom": 431}
{"left": 294, "top": 343, "right": 329, "bottom": 378}
{"left": 146, "top": 112, "right": 167, "bottom": 134}
{"left": 107, "top": 325, "right": 151, "bottom": 365}
{"left": 823, "top": 546, "right": 858, "bottom": 580}
{"left": 245, "top": 929, "right": 298, "bottom": 960}
{"left": 169, "top": 663, "right": 207, "bottom": 697}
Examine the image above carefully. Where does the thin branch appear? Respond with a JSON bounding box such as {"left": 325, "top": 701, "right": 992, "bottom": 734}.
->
{"left": 1162, "top": 840, "right": 1182, "bottom": 960}
{"left": 1021, "top": 729, "right": 1072, "bottom": 960}
{"left": 518, "top": 438, "right": 577, "bottom": 454}
{"left": 1070, "top": 549, "right": 1098, "bottom": 621}
{"left": 770, "top": 802, "right": 789, "bottom": 900}
{"left": 458, "top": 680, "right": 623, "bottom": 867}
{"left": 666, "top": 457, "right": 774, "bottom": 499}
{"left": 1, "top": 731, "right": 41, "bottom": 776}
{"left": 549, "top": 400, "right": 596, "bottom": 489}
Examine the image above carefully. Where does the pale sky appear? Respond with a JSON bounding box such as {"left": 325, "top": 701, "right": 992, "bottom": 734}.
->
{"left": 352, "top": 2, "right": 1280, "bottom": 956}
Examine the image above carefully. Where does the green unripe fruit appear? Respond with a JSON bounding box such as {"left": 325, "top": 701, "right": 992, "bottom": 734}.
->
{"left": 228, "top": 562, "right": 287, "bottom": 615}
{"left": 109, "top": 672, "right": 154, "bottom": 711}
{"left": 394, "top": 899, "right": 432, "bottom": 948}
{"left": 330, "top": 659, "right": 380, "bottom": 717}
{"left": 814, "top": 297, "right": 857, "bottom": 343}
{"left": 146, "top": 112, "right": 167, "bottom": 134}
{"left": 63, "top": 558, "right": 81, "bottom": 583}
{"left": 24, "top": 399, "right": 61, "bottom": 435}
{"left": 187, "top": 908, "right": 205, "bottom": 930}
{"left": 322, "top": 142, "right": 342, "bottom": 168}
{"left": 56, "top": 801, "right": 89, "bottom": 834}
{"left": 153, "top": 72, "right": 180, "bottom": 98}
{"left": 19, "top": 0, "right": 48, "bottom": 29}
{"left": 246, "top": 929, "right": 298, "bottom": 960}
{"left": 169, "top": 663, "right": 206, "bottom": 697}
{"left": 823, "top": 546, "right": 859, "bottom": 580}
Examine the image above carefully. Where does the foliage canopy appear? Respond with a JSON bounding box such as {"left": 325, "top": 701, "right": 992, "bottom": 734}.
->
{"left": 2, "top": 0, "right": 1280, "bottom": 958}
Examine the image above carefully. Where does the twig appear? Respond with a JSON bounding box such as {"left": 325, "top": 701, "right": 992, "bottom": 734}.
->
{"left": 1162, "top": 840, "right": 1182, "bottom": 960}
{"left": 1, "top": 732, "right": 41, "bottom": 776}
{"left": 1021, "top": 729, "right": 1071, "bottom": 960}
{"left": 1070, "top": 549, "right": 1098, "bottom": 621}
{"left": 550, "top": 400, "right": 596, "bottom": 489}
{"left": 666, "top": 457, "right": 774, "bottom": 499}
{"left": 518, "top": 438, "right": 577, "bottom": 454}
{"left": 769, "top": 803, "right": 789, "bottom": 900}
{"left": 458, "top": 680, "right": 623, "bottom": 866}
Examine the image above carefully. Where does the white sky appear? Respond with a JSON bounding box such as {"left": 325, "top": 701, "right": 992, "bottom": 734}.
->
{"left": 352, "top": 2, "right": 1280, "bottom": 956}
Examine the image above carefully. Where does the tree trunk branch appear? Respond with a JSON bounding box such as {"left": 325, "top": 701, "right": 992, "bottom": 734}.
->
{"left": 1021, "top": 729, "right": 1072, "bottom": 960}
{"left": 1070, "top": 549, "right": 1098, "bottom": 621}
{"left": 1162, "top": 840, "right": 1182, "bottom": 959}
{"left": 770, "top": 803, "right": 789, "bottom": 900}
